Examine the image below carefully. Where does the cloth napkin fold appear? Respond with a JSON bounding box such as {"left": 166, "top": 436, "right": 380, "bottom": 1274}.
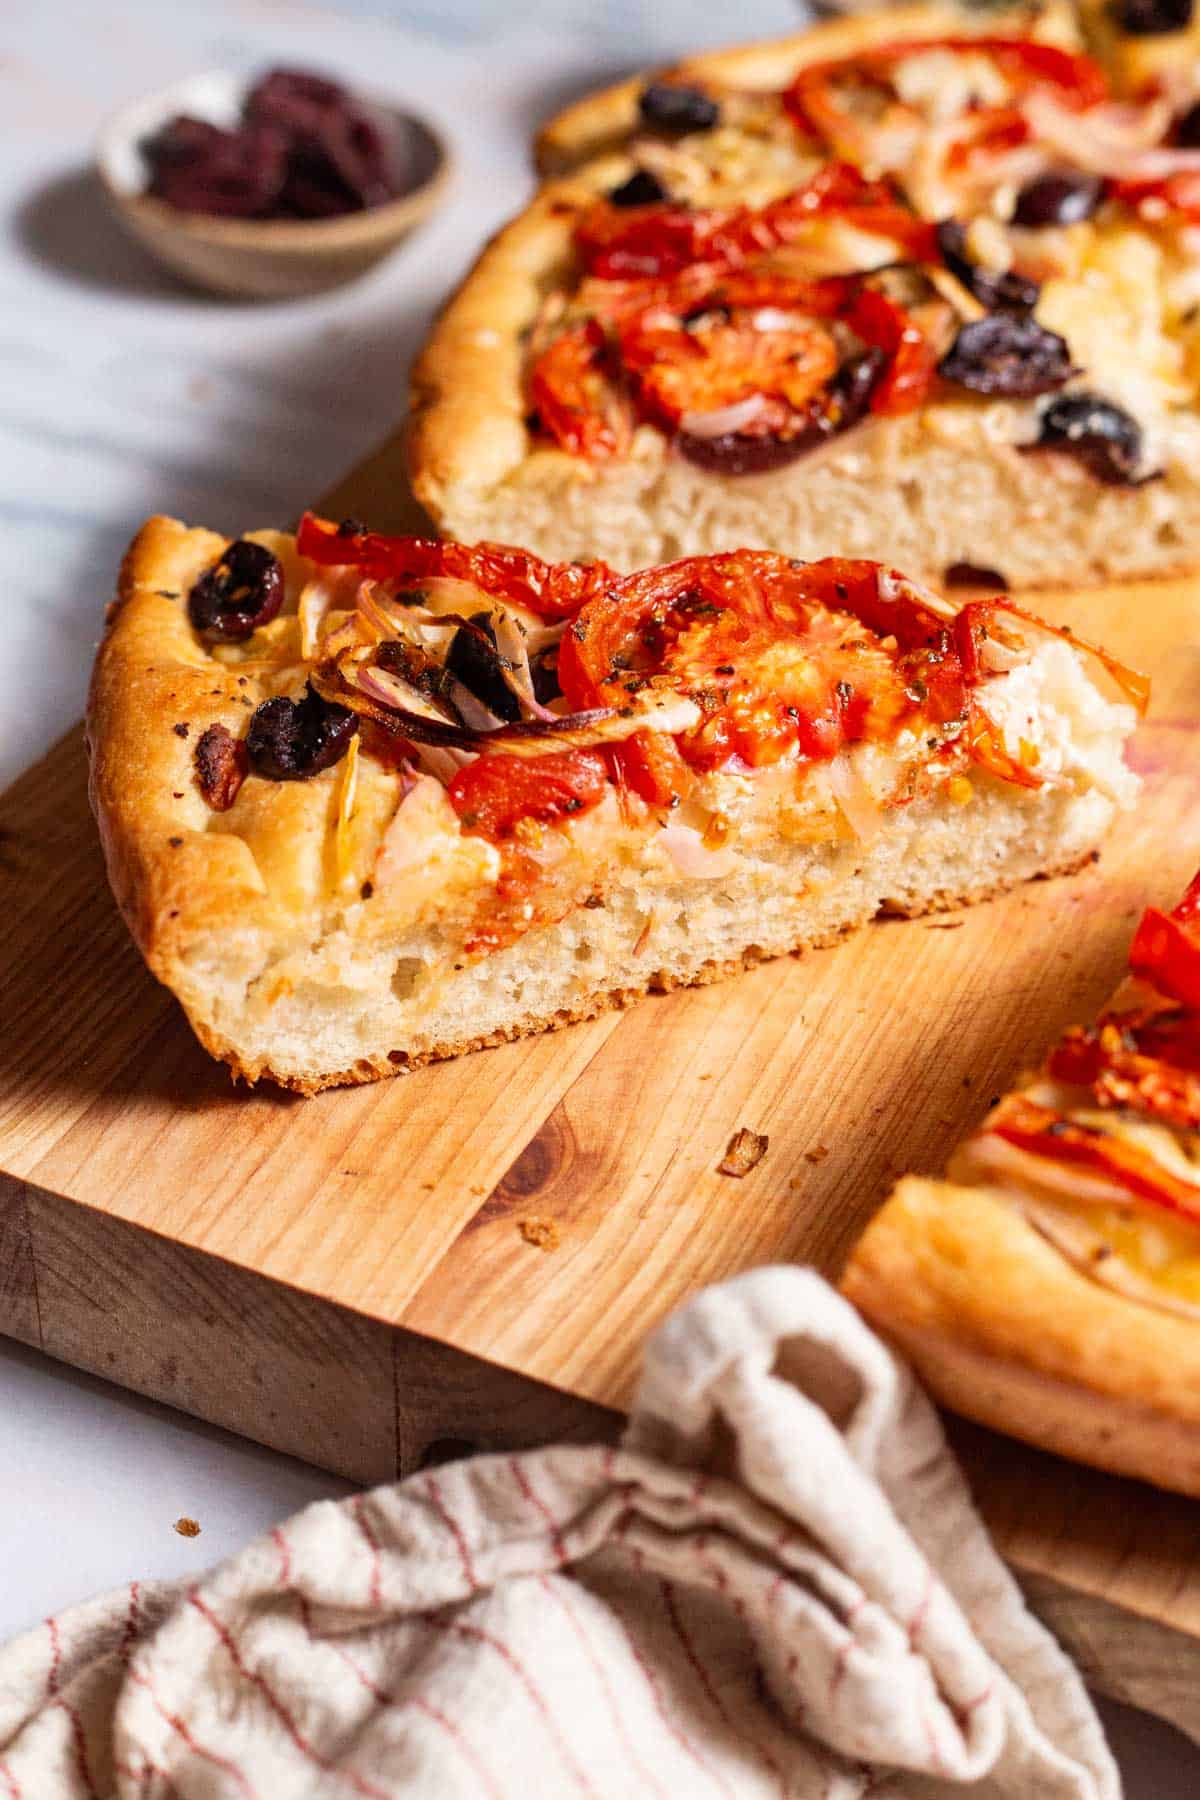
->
{"left": 0, "top": 1268, "right": 1119, "bottom": 1798}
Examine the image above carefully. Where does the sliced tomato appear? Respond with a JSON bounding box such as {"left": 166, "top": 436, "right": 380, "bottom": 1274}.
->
{"left": 529, "top": 319, "right": 632, "bottom": 460}
{"left": 296, "top": 513, "right": 614, "bottom": 620}
{"left": 1130, "top": 904, "right": 1200, "bottom": 1009}
{"left": 612, "top": 731, "right": 694, "bottom": 808}
{"left": 785, "top": 36, "right": 1108, "bottom": 146}
{"left": 447, "top": 748, "right": 609, "bottom": 840}
{"left": 1049, "top": 1009, "right": 1200, "bottom": 1130}
{"left": 574, "top": 164, "right": 932, "bottom": 282}
{"left": 1110, "top": 172, "right": 1200, "bottom": 224}
{"left": 843, "top": 286, "right": 938, "bottom": 415}
{"left": 625, "top": 315, "right": 840, "bottom": 432}
{"left": 559, "top": 551, "right": 965, "bottom": 787}
{"left": 988, "top": 1092, "right": 1200, "bottom": 1224}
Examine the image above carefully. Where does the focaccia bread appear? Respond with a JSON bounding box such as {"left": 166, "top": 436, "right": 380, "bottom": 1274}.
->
{"left": 409, "top": 5, "right": 1200, "bottom": 585}
{"left": 843, "top": 870, "right": 1200, "bottom": 1498}
{"left": 88, "top": 512, "right": 1141, "bottom": 1092}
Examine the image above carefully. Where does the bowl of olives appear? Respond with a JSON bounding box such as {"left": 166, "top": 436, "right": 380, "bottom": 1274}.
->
{"left": 97, "top": 66, "right": 451, "bottom": 299}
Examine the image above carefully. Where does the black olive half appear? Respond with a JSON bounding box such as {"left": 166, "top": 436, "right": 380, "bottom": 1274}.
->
{"left": 609, "top": 167, "right": 669, "bottom": 208}
{"left": 938, "top": 314, "right": 1074, "bottom": 398}
{"left": 446, "top": 615, "right": 522, "bottom": 722}
{"left": 188, "top": 539, "right": 284, "bottom": 642}
{"left": 246, "top": 683, "right": 357, "bottom": 780}
{"left": 936, "top": 219, "right": 1039, "bottom": 312}
{"left": 1119, "top": 0, "right": 1193, "bottom": 34}
{"left": 1029, "top": 392, "right": 1145, "bottom": 485}
{"left": 638, "top": 82, "right": 720, "bottom": 135}
{"left": 1012, "top": 172, "right": 1105, "bottom": 229}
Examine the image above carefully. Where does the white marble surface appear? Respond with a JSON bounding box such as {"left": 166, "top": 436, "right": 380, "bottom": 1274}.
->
{"left": 2, "top": 2, "right": 1199, "bottom": 1790}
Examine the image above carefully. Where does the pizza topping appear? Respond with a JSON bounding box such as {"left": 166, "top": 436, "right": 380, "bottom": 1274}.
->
{"left": 1118, "top": 0, "right": 1193, "bottom": 34}
{"left": 1129, "top": 875, "right": 1200, "bottom": 1008}
{"left": 297, "top": 511, "right": 613, "bottom": 621}
{"left": 1049, "top": 1009, "right": 1200, "bottom": 1131}
{"left": 937, "top": 312, "right": 1074, "bottom": 397}
{"left": 980, "top": 1093, "right": 1200, "bottom": 1223}
{"left": 1029, "top": 392, "right": 1146, "bottom": 486}
{"left": 935, "top": 218, "right": 1039, "bottom": 311}
{"left": 609, "top": 167, "right": 671, "bottom": 208}
{"left": 1175, "top": 103, "right": 1200, "bottom": 150}
{"left": 448, "top": 747, "right": 609, "bottom": 839}
{"left": 445, "top": 616, "right": 524, "bottom": 724}
{"left": 245, "top": 683, "right": 358, "bottom": 780}
{"left": 1010, "top": 171, "right": 1104, "bottom": 229}
{"left": 194, "top": 722, "right": 247, "bottom": 811}
{"left": 188, "top": 540, "right": 284, "bottom": 642}
{"left": 638, "top": 81, "right": 721, "bottom": 136}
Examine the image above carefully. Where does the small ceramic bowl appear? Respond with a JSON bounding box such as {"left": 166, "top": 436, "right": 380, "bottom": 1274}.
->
{"left": 96, "top": 71, "right": 452, "bottom": 300}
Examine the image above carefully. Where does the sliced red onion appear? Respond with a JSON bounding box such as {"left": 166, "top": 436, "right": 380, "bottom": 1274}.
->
{"left": 679, "top": 394, "right": 771, "bottom": 439}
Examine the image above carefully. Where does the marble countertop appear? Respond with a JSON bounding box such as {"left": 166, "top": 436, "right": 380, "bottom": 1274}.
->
{"left": 2, "top": 2, "right": 1198, "bottom": 1789}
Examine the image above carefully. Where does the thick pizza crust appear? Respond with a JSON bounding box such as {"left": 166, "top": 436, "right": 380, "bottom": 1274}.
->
{"left": 90, "top": 518, "right": 1126, "bottom": 1093}
{"left": 842, "top": 1176, "right": 1200, "bottom": 1498}
{"left": 534, "top": 3, "right": 1074, "bottom": 175}
{"left": 408, "top": 6, "right": 1200, "bottom": 589}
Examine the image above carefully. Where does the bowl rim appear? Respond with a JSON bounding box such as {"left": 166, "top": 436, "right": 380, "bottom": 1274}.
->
{"left": 95, "top": 67, "right": 453, "bottom": 253}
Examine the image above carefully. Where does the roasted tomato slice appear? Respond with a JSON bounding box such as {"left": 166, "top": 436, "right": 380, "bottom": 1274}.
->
{"left": 1130, "top": 899, "right": 1200, "bottom": 1008}
{"left": 528, "top": 318, "right": 632, "bottom": 459}
{"left": 559, "top": 553, "right": 957, "bottom": 788}
{"left": 624, "top": 316, "right": 841, "bottom": 432}
{"left": 842, "top": 286, "right": 939, "bottom": 415}
{"left": 574, "top": 163, "right": 934, "bottom": 281}
{"left": 296, "top": 513, "right": 614, "bottom": 620}
{"left": 1110, "top": 171, "right": 1200, "bottom": 224}
{"left": 785, "top": 36, "right": 1108, "bottom": 157}
{"left": 1049, "top": 1009, "right": 1200, "bottom": 1130}
{"left": 447, "top": 747, "right": 609, "bottom": 840}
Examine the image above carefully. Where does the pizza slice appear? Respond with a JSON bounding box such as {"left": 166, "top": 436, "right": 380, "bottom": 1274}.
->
{"left": 410, "top": 6, "right": 1200, "bottom": 585}
{"left": 88, "top": 513, "right": 1141, "bottom": 1092}
{"left": 842, "top": 871, "right": 1200, "bottom": 1497}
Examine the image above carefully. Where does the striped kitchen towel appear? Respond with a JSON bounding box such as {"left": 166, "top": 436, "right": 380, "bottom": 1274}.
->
{"left": 0, "top": 1268, "right": 1118, "bottom": 1797}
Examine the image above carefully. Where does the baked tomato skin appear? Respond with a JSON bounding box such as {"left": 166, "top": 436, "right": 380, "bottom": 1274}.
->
{"left": 447, "top": 748, "right": 609, "bottom": 840}
{"left": 528, "top": 319, "right": 631, "bottom": 459}
{"left": 558, "top": 551, "right": 970, "bottom": 794}
{"left": 296, "top": 512, "right": 614, "bottom": 620}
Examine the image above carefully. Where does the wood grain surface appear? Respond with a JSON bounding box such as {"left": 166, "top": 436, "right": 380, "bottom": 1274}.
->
{"left": 4, "top": 430, "right": 1200, "bottom": 1735}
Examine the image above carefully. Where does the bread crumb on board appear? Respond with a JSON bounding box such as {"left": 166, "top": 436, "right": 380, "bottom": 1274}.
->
{"left": 719, "top": 1128, "right": 769, "bottom": 1177}
{"left": 518, "top": 1216, "right": 561, "bottom": 1251}
{"left": 173, "top": 1516, "right": 201, "bottom": 1538}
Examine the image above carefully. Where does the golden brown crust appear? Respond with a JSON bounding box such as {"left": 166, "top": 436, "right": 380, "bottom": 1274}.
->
{"left": 533, "top": 3, "right": 1073, "bottom": 175}
{"left": 407, "top": 165, "right": 614, "bottom": 525}
{"left": 842, "top": 1176, "right": 1200, "bottom": 1498}
{"left": 87, "top": 516, "right": 278, "bottom": 981}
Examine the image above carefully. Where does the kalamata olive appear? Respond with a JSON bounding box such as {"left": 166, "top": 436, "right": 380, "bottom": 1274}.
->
{"left": 1119, "top": 0, "right": 1192, "bottom": 33}
{"left": 1175, "top": 101, "right": 1200, "bottom": 147}
{"left": 446, "top": 616, "right": 522, "bottom": 722}
{"left": 938, "top": 314, "right": 1074, "bottom": 398}
{"left": 531, "top": 649, "right": 561, "bottom": 706}
{"left": 188, "top": 540, "right": 284, "bottom": 642}
{"left": 638, "top": 82, "right": 720, "bottom": 135}
{"left": 1029, "top": 392, "right": 1145, "bottom": 485}
{"left": 678, "top": 348, "right": 884, "bottom": 476}
{"left": 936, "top": 219, "right": 1039, "bottom": 312}
{"left": 142, "top": 117, "right": 288, "bottom": 218}
{"left": 245, "top": 684, "right": 357, "bottom": 781}
{"left": 609, "top": 168, "right": 670, "bottom": 208}
{"left": 1011, "top": 172, "right": 1104, "bottom": 229}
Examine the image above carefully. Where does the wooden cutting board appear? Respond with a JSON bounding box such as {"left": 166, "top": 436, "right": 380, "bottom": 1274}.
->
{"left": 5, "top": 431, "right": 1200, "bottom": 1739}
